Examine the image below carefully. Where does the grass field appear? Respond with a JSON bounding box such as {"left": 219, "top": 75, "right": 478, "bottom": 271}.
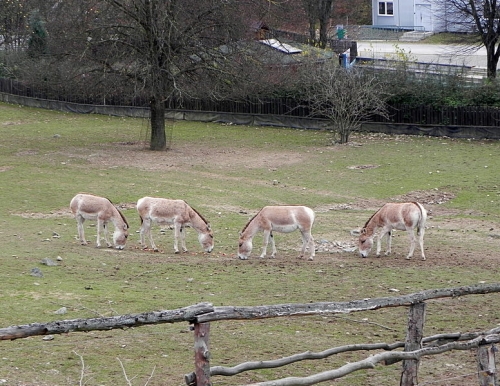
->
{"left": 0, "top": 102, "right": 499, "bottom": 386}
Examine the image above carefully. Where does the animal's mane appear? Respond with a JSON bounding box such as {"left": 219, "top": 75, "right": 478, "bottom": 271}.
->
{"left": 117, "top": 209, "right": 129, "bottom": 228}
{"left": 186, "top": 201, "right": 209, "bottom": 225}
{"left": 363, "top": 205, "right": 384, "bottom": 228}
{"left": 105, "top": 196, "right": 129, "bottom": 228}
{"left": 241, "top": 208, "right": 262, "bottom": 233}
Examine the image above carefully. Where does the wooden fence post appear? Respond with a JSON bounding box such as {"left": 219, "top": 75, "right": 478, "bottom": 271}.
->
{"left": 192, "top": 322, "right": 211, "bottom": 386}
{"left": 400, "top": 302, "right": 426, "bottom": 386}
{"left": 478, "top": 344, "right": 498, "bottom": 386}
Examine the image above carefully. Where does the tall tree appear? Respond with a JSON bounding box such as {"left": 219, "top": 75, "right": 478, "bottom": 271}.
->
{"left": 302, "top": 0, "right": 334, "bottom": 48}
{"left": 439, "top": 0, "right": 500, "bottom": 78}
{"left": 58, "top": 0, "right": 253, "bottom": 150}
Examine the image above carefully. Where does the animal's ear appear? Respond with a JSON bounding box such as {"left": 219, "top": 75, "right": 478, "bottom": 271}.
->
{"left": 123, "top": 224, "right": 129, "bottom": 230}
{"left": 350, "top": 228, "right": 362, "bottom": 236}
{"left": 207, "top": 224, "right": 211, "bottom": 231}
{"left": 361, "top": 228, "right": 367, "bottom": 235}
{"left": 239, "top": 231, "right": 242, "bottom": 236}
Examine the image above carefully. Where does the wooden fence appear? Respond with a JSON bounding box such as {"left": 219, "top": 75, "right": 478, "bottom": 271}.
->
{"left": 1, "top": 283, "right": 500, "bottom": 386}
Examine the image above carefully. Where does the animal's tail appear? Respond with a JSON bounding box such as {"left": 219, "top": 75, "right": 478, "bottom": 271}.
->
{"left": 413, "top": 202, "right": 427, "bottom": 235}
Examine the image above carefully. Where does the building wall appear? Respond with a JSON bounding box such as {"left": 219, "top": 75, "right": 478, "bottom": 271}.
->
{"left": 371, "top": 0, "right": 473, "bottom": 32}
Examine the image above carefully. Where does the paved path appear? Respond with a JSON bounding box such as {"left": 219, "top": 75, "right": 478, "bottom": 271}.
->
{"left": 356, "top": 41, "right": 489, "bottom": 68}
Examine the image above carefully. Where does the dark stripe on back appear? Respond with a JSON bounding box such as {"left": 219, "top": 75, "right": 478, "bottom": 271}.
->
{"left": 363, "top": 205, "right": 384, "bottom": 228}
{"left": 105, "top": 197, "right": 129, "bottom": 228}
{"left": 241, "top": 208, "right": 263, "bottom": 232}
{"left": 185, "top": 201, "right": 209, "bottom": 225}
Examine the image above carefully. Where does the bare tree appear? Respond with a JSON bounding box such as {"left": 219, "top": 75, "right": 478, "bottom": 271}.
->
{"left": 439, "top": 0, "right": 500, "bottom": 79}
{"left": 31, "top": 0, "right": 259, "bottom": 150}
{"left": 0, "top": 0, "right": 29, "bottom": 50}
{"left": 300, "top": 61, "right": 390, "bottom": 144}
{"left": 79, "top": 0, "right": 254, "bottom": 150}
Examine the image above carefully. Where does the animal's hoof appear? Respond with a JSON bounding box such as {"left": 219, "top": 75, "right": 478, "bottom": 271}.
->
{"left": 308, "top": 257, "right": 314, "bottom": 261}
{"left": 422, "top": 257, "right": 426, "bottom": 261}
{"left": 406, "top": 256, "right": 412, "bottom": 260}
{"left": 174, "top": 250, "right": 180, "bottom": 254}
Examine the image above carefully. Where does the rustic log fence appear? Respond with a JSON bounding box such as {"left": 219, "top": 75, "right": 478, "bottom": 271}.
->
{"left": 1, "top": 283, "right": 500, "bottom": 386}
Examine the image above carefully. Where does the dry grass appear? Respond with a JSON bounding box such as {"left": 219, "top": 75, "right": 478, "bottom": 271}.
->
{"left": 0, "top": 103, "right": 499, "bottom": 385}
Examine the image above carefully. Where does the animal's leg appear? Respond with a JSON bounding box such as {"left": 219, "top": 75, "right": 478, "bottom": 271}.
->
{"left": 375, "top": 231, "right": 386, "bottom": 257}
{"left": 76, "top": 216, "right": 87, "bottom": 245}
{"left": 140, "top": 218, "right": 157, "bottom": 251}
{"left": 406, "top": 229, "right": 417, "bottom": 259}
{"left": 298, "top": 232, "right": 306, "bottom": 258}
{"left": 417, "top": 227, "right": 426, "bottom": 260}
{"left": 385, "top": 230, "right": 392, "bottom": 256}
{"left": 101, "top": 220, "right": 113, "bottom": 248}
{"left": 260, "top": 230, "right": 271, "bottom": 258}
{"left": 173, "top": 223, "right": 182, "bottom": 253}
{"left": 180, "top": 226, "right": 188, "bottom": 253}
{"left": 95, "top": 219, "right": 103, "bottom": 248}
{"left": 269, "top": 232, "right": 277, "bottom": 258}
{"left": 307, "top": 233, "right": 315, "bottom": 261}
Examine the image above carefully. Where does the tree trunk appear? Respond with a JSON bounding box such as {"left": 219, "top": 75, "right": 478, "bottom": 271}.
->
{"left": 318, "top": 0, "right": 333, "bottom": 48}
{"left": 485, "top": 39, "right": 499, "bottom": 79}
{"left": 486, "top": 51, "right": 498, "bottom": 79}
{"left": 149, "top": 96, "right": 167, "bottom": 150}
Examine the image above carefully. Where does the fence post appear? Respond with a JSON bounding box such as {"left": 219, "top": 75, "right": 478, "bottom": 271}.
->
{"left": 400, "top": 302, "right": 426, "bottom": 386}
{"left": 478, "top": 344, "right": 498, "bottom": 386}
{"left": 192, "top": 322, "right": 211, "bottom": 386}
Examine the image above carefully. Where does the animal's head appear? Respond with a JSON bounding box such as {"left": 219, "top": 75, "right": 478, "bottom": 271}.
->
{"left": 113, "top": 224, "right": 129, "bottom": 250}
{"left": 358, "top": 228, "right": 373, "bottom": 258}
{"left": 198, "top": 224, "right": 214, "bottom": 253}
{"left": 238, "top": 233, "right": 252, "bottom": 260}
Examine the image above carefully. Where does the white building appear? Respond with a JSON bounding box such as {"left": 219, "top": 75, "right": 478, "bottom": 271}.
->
{"left": 371, "top": 0, "right": 474, "bottom": 33}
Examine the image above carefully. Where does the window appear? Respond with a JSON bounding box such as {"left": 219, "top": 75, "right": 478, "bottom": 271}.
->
{"left": 378, "top": 1, "right": 394, "bottom": 16}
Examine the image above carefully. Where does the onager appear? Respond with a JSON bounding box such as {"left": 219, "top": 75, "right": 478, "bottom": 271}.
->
{"left": 136, "top": 197, "right": 214, "bottom": 253}
{"left": 70, "top": 193, "right": 129, "bottom": 249}
{"left": 358, "top": 202, "right": 427, "bottom": 260}
{"left": 238, "top": 205, "right": 315, "bottom": 260}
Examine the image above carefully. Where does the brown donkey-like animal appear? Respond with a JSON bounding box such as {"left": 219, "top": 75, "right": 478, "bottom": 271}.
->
{"left": 238, "top": 205, "right": 315, "bottom": 260}
{"left": 358, "top": 202, "right": 427, "bottom": 260}
{"left": 70, "top": 193, "right": 129, "bottom": 249}
{"left": 136, "top": 197, "right": 214, "bottom": 253}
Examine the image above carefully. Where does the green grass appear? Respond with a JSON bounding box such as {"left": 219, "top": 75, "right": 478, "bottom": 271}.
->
{"left": 421, "top": 32, "right": 482, "bottom": 45}
{"left": 0, "top": 102, "right": 499, "bottom": 385}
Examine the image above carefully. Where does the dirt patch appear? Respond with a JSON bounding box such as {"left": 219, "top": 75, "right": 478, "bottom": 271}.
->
{"left": 64, "top": 141, "right": 307, "bottom": 171}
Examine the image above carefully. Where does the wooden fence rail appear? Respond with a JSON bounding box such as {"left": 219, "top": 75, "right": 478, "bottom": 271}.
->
{"left": 1, "top": 283, "right": 500, "bottom": 385}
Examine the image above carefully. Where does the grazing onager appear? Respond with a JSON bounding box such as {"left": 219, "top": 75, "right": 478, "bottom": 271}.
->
{"left": 358, "top": 202, "right": 427, "bottom": 260}
{"left": 238, "top": 205, "right": 315, "bottom": 260}
{"left": 70, "top": 193, "right": 129, "bottom": 249}
{"left": 136, "top": 197, "right": 214, "bottom": 253}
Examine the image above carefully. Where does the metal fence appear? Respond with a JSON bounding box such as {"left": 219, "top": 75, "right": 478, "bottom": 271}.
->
{"left": 1, "top": 77, "right": 499, "bottom": 127}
